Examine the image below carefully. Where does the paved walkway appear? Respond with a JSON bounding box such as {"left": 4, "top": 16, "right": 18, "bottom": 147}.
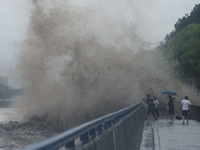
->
{"left": 140, "top": 118, "right": 200, "bottom": 150}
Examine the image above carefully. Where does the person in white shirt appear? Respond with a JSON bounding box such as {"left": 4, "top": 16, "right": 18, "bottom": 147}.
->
{"left": 154, "top": 97, "right": 159, "bottom": 118}
{"left": 181, "top": 96, "right": 191, "bottom": 124}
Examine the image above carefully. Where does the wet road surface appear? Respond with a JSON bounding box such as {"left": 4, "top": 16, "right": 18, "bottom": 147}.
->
{"left": 140, "top": 118, "right": 200, "bottom": 150}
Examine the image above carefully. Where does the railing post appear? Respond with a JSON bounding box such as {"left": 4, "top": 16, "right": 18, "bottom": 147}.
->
{"left": 89, "top": 128, "right": 96, "bottom": 140}
{"left": 194, "top": 106, "right": 197, "bottom": 120}
{"left": 197, "top": 106, "right": 200, "bottom": 121}
{"left": 190, "top": 106, "right": 194, "bottom": 120}
{"left": 80, "top": 131, "right": 89, "bottom": 145}
{"left": 103, "top": 120, "right": 112, "bottom": 129}
{"left": 96, "top": 124, "right": 103, "bottom": 135}
{"left": 65, "top": 140, "right": 75, "bottom": 150}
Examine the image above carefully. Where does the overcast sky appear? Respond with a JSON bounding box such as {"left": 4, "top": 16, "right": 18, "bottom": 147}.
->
{"left": 0, "top": 0, "right": 199, "bottom": 85}
{"left": 0, "top": 0, "right": 29, "bottom": 78}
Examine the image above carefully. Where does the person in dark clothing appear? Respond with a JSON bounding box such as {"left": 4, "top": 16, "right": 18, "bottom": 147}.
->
{"left": 145, "top": 94, "right": 157, "bottom": 120}
{"left": 167, "top": 95, "right": 175, "bottom": 120}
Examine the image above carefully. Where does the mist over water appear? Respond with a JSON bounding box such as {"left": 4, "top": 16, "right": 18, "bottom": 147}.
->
{"left": 16, "top": 0, "right": 198, "bottom": 129}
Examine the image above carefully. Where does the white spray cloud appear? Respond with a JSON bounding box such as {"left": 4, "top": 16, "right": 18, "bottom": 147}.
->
{"left": 15, "top": 0, "right": 199, "bottom": 129}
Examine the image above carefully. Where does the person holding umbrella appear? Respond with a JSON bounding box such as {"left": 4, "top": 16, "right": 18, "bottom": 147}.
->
{"left": 160, "top": 90, "right": 177, "bottom": 120}
{"left": 167, "top": 95, "right": 176, "bottom": 120}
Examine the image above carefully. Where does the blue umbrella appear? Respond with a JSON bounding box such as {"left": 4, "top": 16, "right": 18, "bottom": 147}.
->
{"left": 160, "top": 90, "right": 177, "bottom": 95}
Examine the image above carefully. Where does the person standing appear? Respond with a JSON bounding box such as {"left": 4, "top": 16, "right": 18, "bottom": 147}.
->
{"left": 145, "top": 94, "right": 157, "bottom": 120}
{"left": 154, "top": 96, "right": 159, "bottom": 119}
{"left": 181, "top": 96, "right": 191, "bottom": 124}
{"left": 167, "top": 95, "right": 175, "bottom": 120}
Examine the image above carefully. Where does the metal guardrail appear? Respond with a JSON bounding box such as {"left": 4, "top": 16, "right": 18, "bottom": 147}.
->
{"left": 23, "top": 103, "right": 143, "bottom": 150}
{"left": 190, "top": 105, "right": 200, "bottom": 121}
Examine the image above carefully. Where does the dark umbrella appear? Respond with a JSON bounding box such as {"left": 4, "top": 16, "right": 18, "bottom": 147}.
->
{"left": 160, "top": 90, "right": 177, "bottom": 96}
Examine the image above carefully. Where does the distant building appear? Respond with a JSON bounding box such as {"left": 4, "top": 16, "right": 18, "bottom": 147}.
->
{"left": 0, "top": 76, "right": 8, "bottom": 87}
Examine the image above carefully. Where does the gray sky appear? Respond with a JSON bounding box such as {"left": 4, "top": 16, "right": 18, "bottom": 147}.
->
{"left": 0, "top": 0, "right": 199, "bottom": 85}
{"left": 0, "top": 0, "right": 29, "bottom": 77}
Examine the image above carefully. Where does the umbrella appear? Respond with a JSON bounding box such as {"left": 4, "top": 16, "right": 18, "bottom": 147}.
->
{"left": 160, "top": 90, "right": 177, "bottom": 95}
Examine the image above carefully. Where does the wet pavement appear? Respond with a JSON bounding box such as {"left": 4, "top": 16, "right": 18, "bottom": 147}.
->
{"left": 140, "top": 118, "right": 200, "bottom": 150}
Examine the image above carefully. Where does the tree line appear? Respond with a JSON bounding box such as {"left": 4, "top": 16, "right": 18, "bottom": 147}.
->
{"left": 159, "top": 4, "right": 200, "bottom": 89}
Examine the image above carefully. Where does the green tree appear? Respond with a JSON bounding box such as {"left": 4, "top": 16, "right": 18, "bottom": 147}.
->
{"left": 160, "top": 4, "right": 200, "bottom": 89}
{"left": 164, "top": 4, "right": 200, "bottom": 41}
{"left": 161, "top": 24, "right": 200, "bottom": 88}
{"left": 174, "top": 4, "right": 200, "bottom": 32}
